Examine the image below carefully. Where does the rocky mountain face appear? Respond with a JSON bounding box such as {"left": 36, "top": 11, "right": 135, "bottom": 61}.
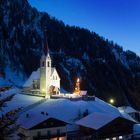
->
{"left": 0, "top": 0, "right": 140, "bottom": 108}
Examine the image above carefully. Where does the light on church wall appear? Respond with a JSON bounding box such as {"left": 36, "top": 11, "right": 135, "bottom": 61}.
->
{"left": 42, "top": 88, "right": 45, "bottom": 92}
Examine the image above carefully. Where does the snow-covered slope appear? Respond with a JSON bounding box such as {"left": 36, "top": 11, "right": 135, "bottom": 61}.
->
{"left": 0, "top": 89, "right": 43, "bottom": 113}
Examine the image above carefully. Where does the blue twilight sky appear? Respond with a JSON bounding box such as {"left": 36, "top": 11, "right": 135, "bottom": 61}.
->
{"left": 28, "top": 0, "right": 140, "bottom": 56}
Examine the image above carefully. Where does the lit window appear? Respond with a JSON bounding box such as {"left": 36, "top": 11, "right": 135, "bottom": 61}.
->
{"left": 106, "top": 138, "right": 109, "bottom": 140}
{"left": 51, "top": 138, "right": 57, "bottom": 140}
{"left": 112, "top": 137, "right": 116, "bottom": 140}
{"left": 59, "top": 137, "right": 65, "bottom": 140}
{"left": 119, "top": 136, "right": 123, "bottom": 139}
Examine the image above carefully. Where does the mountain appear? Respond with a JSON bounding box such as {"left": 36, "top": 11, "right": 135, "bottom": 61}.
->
{"left": 0, "top": 0, "right": 140, "bottom": 108}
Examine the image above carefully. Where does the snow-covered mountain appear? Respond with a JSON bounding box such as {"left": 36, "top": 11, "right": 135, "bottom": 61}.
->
{"left": 0, "top": 0, "right": 140, "bottom": 108}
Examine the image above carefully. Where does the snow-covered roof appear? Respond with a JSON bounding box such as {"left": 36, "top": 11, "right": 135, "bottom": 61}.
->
{"left": 120, "top": 111, "right": 137, "bottom": 123}
{"left": 18, "top": 113, "right": 50, "bottom": 129}
{"left": 1, "top": 88, "right": 136, "bottom": 131}
{"left": 17, "top": 97, "right": 137, "bottom": 130}
{"left": 23, "top": 67, "right": 60, "bottom": 87}
{"left": 23, "top": 68, "right": 40, "bottom": 87}
{"left": 76, "top": 112, "right": 119, "bottom": 130}
{"left": 118, "top": 106, "right": 138, "bottom": 114}
{"left": 17, "top": 97, "right": 124, "bottom": 128}
{"left": 17, "top": 111, "right": 69, "bottom": 129}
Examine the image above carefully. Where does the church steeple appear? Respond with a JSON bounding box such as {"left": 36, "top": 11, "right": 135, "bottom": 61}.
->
{"left": 45, "top": 35, "right": 51, "bottom": 68}
{"left": 40, "top": 33, "right": 52, "bottom": 97}
{"left": 41, "top": 32, "right": 52, "bottom": 68}
{"left": 43, "top": 33, "right": 49, "bottom": 56}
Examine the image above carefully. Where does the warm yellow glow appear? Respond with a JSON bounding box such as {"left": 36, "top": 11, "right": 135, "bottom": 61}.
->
{"left": 112, "top": 137, "right": 116, "bottom": 140}
{"left": 42, "top": 88, "right": 45, "bottom": 92}
{"left": 77, "top": 78, "right": 80, "bottom": 82}
{"left": 51, "top": 137, "right": 65, "bottom": 140}
{"left": 73, "top": 77, "right": 81, "bottom": 95}
{"left": 109, "top": 98, "right": 114, "bottom": 104}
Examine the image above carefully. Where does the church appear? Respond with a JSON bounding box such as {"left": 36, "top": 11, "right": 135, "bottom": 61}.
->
{"left": 23, "top": 43, "right": 60, "bottom": 98}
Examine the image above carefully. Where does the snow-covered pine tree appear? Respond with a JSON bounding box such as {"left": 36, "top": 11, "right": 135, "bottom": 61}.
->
{"left": 0, "top": 93, "right": 21, "bottom": 140}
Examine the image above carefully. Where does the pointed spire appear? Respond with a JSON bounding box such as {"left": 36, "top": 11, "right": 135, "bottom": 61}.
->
{"left": 43, "top": 26, "right": 49, "bottom": 56}
{"left": 43, "top": 33, "right": 49, "bottom": 56}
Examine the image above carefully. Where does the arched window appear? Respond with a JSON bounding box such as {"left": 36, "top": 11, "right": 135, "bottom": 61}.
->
{"left": 48, "top": 61, "right": 50, "bottom": 67}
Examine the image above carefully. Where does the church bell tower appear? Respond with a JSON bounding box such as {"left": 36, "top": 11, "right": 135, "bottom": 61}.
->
{"left": 45, "top": 52, "right": 52, "bottom": 98}
{"left": 40, "top": 35, "right": 52, "bottom": 98}
{"left": 40, "top": 55, "right": 47, "bottom": 95}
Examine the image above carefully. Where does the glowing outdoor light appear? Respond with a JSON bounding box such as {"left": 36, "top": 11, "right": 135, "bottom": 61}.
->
{"left": 109, "top": 98, "right": 115, "bottom": 104}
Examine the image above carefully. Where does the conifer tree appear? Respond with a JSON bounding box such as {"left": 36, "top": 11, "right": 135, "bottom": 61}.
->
{"left": 0, "top": 92, "right": 20, "bottom": 140}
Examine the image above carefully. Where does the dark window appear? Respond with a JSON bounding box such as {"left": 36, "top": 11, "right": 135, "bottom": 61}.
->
{"left": 50, "top": 122, "right": 54, "bottom": 126}
{"left": 33, "top": 80, "right": 39, "bottom": 89}
{"left": 43, "top": 122, "right": 47, "bottom": 126}
{"left": 42, "top": 61, "right": 45, "bottom": 67}
{"left": 57, "top": 129, "right": 60, "bottom": 135}
{"left": 37, "top": 131, "right": 41, "bottom": 137}
{"left": 48, "top": 61, "right": 50, "bottom": 67}
{"left": 47, "top": 130, "right": 51, "bottom": 136}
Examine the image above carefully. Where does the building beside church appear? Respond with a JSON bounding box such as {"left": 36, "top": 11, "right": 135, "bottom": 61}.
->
{"left": 23, "top": 45, "right": 60, "bottom": 98}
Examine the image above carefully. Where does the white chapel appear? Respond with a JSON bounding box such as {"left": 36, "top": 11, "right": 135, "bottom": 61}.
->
{"left": 23, "top": 45, "right": 60, "bottom": 98}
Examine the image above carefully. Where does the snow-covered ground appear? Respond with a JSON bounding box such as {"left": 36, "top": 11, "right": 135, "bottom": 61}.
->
{"left": 0, "top": 88, "right": 43, "bottom": 113}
